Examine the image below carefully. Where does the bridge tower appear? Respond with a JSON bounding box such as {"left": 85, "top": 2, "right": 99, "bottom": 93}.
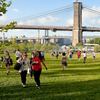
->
{"left": 72, "top": 1, "right": 82, "bottom": 46}
{"left": 44, "top": 30, "right": 49, "bottom": 44}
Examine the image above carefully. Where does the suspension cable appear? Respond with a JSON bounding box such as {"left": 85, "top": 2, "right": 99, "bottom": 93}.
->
{"left": 6, "top": 4, "right": 73, "bottom": 23}
{"left": 83, "top": 5, "right": 100, "bottom": 16}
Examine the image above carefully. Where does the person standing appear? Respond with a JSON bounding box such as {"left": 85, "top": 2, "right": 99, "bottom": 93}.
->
{"left": 77, "top": 50, "right": 81, "bottom": 60}
{"left": 83, "top": 51, "right": 87, "bottom": 63}
{"left": 69, "top": 50, "right": 73, "bottom": 60}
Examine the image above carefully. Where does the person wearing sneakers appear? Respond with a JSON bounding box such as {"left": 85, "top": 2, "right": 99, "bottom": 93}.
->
{"left": 19, "top": 52, "right": 30, "bottom": 87}
{"left": 32, "top": 51, "right": 47, "bottom": 89}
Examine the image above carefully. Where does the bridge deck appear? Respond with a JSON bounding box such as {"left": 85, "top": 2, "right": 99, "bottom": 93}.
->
{"left": 0, "top": 25, "right": 100, "bottom": 32}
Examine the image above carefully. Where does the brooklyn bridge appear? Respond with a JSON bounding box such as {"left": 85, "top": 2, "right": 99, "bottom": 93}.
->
{"left": 0, "top": 1, "right": 100, "bottom": 46}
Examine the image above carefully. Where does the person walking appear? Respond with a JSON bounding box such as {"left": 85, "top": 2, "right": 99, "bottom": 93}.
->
{"left": 31, "top": 51, "right": 47, "bottom": 89}
{"left": 15, "top": 49, "right": 22, "bottom": 60}
{"left": 18, "top": 52, "right": 30, "bottom": 87}
{"left": 61, "top": 52, "right": 68, "bottom": 70}
{"left": 4, "top": 51, "right": 12, "bottom": 75}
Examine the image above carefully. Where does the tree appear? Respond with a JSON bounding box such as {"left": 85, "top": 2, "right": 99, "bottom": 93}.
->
{"left": 94, "top": 38, "right": 100, "bottom": 45}
{"left": 0, "top": 21, "right": 17, "bottom": 32}
{"left": 0, "top": 0, "right": 17, "bottom": 32}
{"left": 0, "top": 0, "right": 11, "bottom": 15}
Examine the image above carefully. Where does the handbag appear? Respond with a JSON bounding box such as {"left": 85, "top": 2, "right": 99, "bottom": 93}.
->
{"left": 14, "top": 63, "right": 22, "bottom": 70}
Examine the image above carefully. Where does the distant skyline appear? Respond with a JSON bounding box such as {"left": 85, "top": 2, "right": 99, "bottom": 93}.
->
{"left": 0, "top": 0, "right": 100, "bottom": 38}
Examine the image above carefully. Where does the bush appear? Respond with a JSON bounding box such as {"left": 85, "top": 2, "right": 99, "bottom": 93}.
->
{"left": 94, "top": 45, "right": 100, "bottom": 52}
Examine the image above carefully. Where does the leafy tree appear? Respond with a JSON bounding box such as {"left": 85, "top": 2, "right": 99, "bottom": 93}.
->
{"left": 94, "top": 38, "right": 100, "bottom": 45}
{"left": 88, "top": 39, "right": 94, "bottom": 44}
{"left": 0, "top": 0, "right": 11, "bottom": 14}
{"left": 94, "top": 45, "right": 100, "bottom": 52}
{"left": 0, "top": 21, "right": 17, "bottom": 32}
{"left": 88, "top": 38, "right": 100, "bottom": 45}
{"left": 0, "top": 0, "right": 17, "bottom": 32}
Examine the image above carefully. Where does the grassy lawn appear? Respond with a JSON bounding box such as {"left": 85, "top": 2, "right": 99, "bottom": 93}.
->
{"left": 0, "top": 53, "right": 100, "bottom": 100}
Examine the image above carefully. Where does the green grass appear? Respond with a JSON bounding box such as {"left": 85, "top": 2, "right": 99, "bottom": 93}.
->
{"left": 0, "top": 53, "right": 100, "bottom": 100}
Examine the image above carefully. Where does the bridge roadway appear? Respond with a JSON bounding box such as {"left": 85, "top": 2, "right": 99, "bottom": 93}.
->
{"left": 0, "top": 36, "right": 71, "bottom": 41}
{"left": 16, "top": 36, "right": 70, "bottom": 40}
{"left": 0, "top": 25, "right": 100, "bottom": 32}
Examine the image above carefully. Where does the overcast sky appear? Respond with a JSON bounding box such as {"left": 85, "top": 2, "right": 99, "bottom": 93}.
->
{"left": 0, "top": 0, "right": 100, "bottom": 38}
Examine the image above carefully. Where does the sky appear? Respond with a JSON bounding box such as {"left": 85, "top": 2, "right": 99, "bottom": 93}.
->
{"left": 0, "top": 0, "right": 100, "bottom": 38}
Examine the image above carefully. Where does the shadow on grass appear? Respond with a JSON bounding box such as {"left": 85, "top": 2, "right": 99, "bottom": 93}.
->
{"left": 42, "top": 67, "right": 100, "bottom": 78}
{"left": 0, "top": 79, "right": 100, "bottom": 100}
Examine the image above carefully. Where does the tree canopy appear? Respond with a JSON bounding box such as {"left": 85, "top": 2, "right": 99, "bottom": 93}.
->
{"left": 0, "top": 0, "right": 11, "bottom": 15}
{"left": 0, "top": 0, "right": 17, "bottom": 32}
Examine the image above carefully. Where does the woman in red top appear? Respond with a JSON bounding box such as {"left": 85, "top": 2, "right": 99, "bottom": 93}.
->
{"left": 77, "top": 50, "right": 81, "bottom": 60}
{"left": 32, "top": 51, "right": 47, "bottom": 89}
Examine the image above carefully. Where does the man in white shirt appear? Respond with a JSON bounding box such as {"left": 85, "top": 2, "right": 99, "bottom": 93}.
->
{"left": 15, "top": 49, "right": 22, "bottom": 60}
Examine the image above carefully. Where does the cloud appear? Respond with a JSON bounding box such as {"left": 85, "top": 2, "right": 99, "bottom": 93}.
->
{"left": 82, "top": 6, "right": 100, "bottom": 26}
{"left": 0, "top": 15, "right": 8, "bottom": 23}
{"left": 18, "top": 15, "right": 60, "bottom": 25}
{"left": 12, "top": 8, "right": 19, "bottom": 13}
{"left": 66, "top": 18, "right": 73, "bottom": 26}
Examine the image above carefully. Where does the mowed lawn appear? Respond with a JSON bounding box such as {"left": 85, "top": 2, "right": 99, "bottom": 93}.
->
{"left": 0, "top": 53, "right": 100, "bottom": 100}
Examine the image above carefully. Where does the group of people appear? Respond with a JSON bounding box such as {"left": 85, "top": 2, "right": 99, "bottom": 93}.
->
{"left": 15, "top": 49, "right": 47, "bottom": 88}
{"left": 0, "top": 49, "right": 47, "bottom": 89}
{"left": 61, "top": 49, "right": 96, "bottom": 70}
{"left": 0, "top": 48, "right": 96, "bottom": 88}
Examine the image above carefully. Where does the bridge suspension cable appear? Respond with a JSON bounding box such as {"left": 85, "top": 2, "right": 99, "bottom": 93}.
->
{"left": 6, "top": 4, "right": 73, "bottom": 23}
{"left": 82, "top": 6, "right": 100, "bottom": 27}
{"left": 83, "top": 5, "right": 100, "bottom": 16}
